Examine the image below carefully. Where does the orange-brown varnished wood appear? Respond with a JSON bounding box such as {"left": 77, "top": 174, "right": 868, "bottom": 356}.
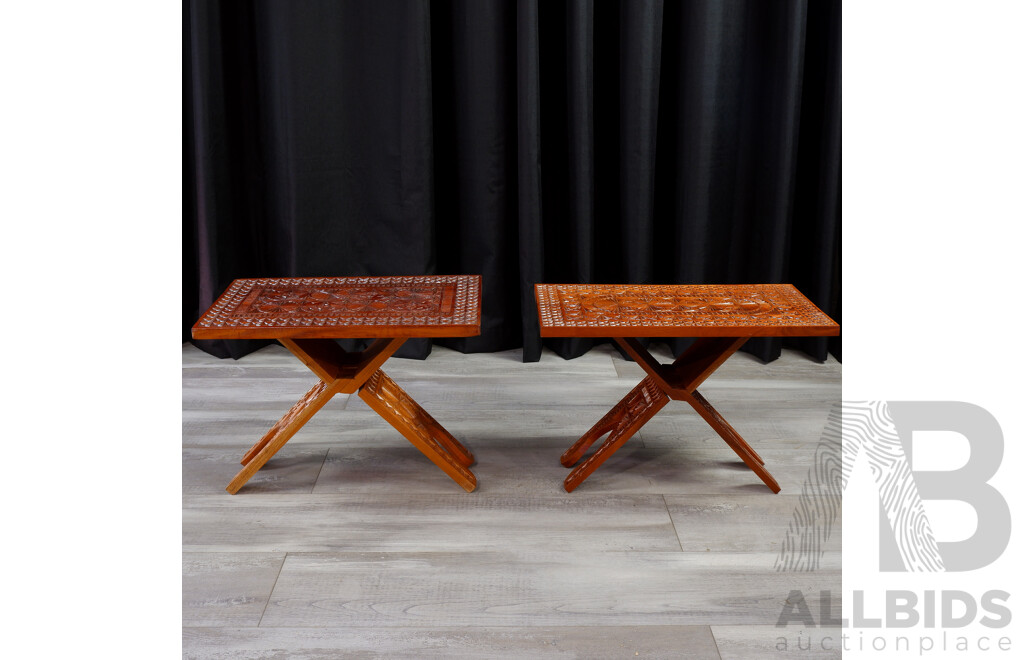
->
{"left": 540, "top": 283, "right": 839, "bottom": 493}
{"left": 535, "top": 283, "right": 839, "bottom": 338}
{"left": 682, "top": 390, "right": 768, "bottom": 469}
{"left": 561, "top": 376, "right": 669, "bottom": 493}
{"left": 192, "top": 276, "right": 482, "bottom": 493}
{"left": 229, "top": 379, "right": 342, "bottom": 493}
{"left": 611, "top": 336, "right": 748, "bottom": 398}
{"left": 192, "top": 275, "right": 481, "bottom": 340}
{"left": 359, "top": 370, "right": 477, "bottom": 493}
{"left": 279, "top": 337, "right": 407, "bottom": 394}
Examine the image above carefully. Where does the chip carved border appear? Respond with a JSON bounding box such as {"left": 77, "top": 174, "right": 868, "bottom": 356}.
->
{"left": 537, "top": 283, "right": 834, "bottom": 329}
{"left": 195, "top": 275, "right": 479, "bottom": 330}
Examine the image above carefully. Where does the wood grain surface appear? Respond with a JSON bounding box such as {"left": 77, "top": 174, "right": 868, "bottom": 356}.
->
{"left": 183, "top": 342, "right": 842, "bottom": 658}
{"left": 191, "top": 277, "right": 484, "bottom": 493}
{"left": 536, "top": 285, "right": 838, "bottom": 493}
{"left": 192, "top": 275, "right": 482, "bottom": 339}
{"left": 535, "top": 283, "right": 839, "bottom": 337}
{"left": 184, "top": 625, "right": 722, "bottom": 659}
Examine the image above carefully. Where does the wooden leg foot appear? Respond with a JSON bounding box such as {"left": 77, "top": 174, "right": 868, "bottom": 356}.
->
{"left": 560, "top": 405, "right": 622, "bottom": 468}
{"left": 683, "top": 389, "right": 780, "bottom": 493}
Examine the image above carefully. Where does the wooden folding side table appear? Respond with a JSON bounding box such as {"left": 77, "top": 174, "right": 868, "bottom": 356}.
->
{"left": 191, "top": 275, "right": 482, "bottom": 493}
{"left": 535, "top": 283, "right": 840, "bottom": 493}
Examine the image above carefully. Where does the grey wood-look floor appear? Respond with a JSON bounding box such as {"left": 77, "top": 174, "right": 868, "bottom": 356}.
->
{"left": 183, "top": 342, "right": 841, "bottom": 659}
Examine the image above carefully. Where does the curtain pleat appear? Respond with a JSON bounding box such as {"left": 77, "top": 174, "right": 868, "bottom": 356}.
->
{"left": 618, "top": 0, "right": 663, "bottom": 285}
{"left": 184, "top": 0, "right": 841, "bottom": 363}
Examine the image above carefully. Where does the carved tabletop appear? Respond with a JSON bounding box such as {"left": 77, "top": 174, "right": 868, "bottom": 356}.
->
{"left": 192, "top": 275, "right": 482, "bottom": 340}
{"left": 535, "top": 283, "right": 839, "bottom": 338}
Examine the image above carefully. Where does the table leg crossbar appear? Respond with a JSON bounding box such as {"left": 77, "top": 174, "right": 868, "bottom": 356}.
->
{"left": 226, "top": 337, "right": 477, "bottom": 494}
{"left": 560, "top": 336, "right": 781, "bottom": 493}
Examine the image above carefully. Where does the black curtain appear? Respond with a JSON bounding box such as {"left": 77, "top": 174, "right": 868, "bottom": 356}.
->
{"left": 185, "top": 0, "right": 841, "bottom": 363}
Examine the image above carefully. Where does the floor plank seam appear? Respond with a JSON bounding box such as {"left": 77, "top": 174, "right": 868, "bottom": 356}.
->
{"left": 662, "top": 493, "right": 685, "bottom": 553}
{"left": 183, "top": 345, "right": 842, "bottom": 646}
{"left": 256, "top": 554, "right": 286, "bottom": 628}
{"left": 310, "top": 448, "right": 330, "bottom": 493}
{"left": 709, "top": 625, "right": 725, "bottom": 660}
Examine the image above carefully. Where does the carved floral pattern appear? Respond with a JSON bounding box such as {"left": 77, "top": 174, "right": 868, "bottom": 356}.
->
{"left": 247, "top": 285, "right": 440, "bottom": 316}
{"left": 537, "top": 283, "right": 837, "bottom": 330}
{"left": 194, "top": 275, "right": 479, "bottom": 332}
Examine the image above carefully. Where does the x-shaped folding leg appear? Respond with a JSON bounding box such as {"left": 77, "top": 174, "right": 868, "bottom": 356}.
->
{"left": 561, "top": 336, "right": 780, "bottom": 493}
{"left": 227, "top": 337, "right": 477, "bottom": 494}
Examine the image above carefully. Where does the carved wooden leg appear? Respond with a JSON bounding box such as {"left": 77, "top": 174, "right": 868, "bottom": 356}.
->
{"left": 560, "top": 400, "right": 631, "bottom": 468}
{"left": 241, "top": 424, "right": 279, "bottom": 466}
{"left": 563, "top": 377, "right": 668, "bottom": 492}
{"left": 564, "top": 335, "right": 780, "bottom": 493}
{"left": 423, "top": 420, "right": 475, "bottom": 468}
{"left": 227, "top": 380, "right": 340, "bottom": 494}
{"left": 682, "top": 389, "right": 779, "bottom": 493}
{"left": 406, "top": 404, "right": 475, "bottom": 469}
{"left": 684, "top": 390, "right": 765, "bottom": 465}
{"left": 358, "top": 369, "right": 477, "bottom": 492}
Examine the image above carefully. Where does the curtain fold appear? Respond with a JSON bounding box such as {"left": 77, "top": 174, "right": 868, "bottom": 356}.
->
{"left": 185, "top": 0, "right": 841, "bottom": 363}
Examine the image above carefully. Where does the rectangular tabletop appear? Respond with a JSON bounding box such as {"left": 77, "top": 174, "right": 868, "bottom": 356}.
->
{"left": 192, "top": 275, "right": 482, "bottom": 340}
{"left": 535, "top": 283, "right": 839, "bottom": 338}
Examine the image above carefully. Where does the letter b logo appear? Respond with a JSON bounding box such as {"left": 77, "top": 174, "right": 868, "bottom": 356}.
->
{"left": 880, "top": 402, "right": 1010, "bottom": 571}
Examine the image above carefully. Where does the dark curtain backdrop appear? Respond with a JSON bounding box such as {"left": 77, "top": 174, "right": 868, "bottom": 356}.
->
{"left": 185, "top": 0, "right": 841, "bottom": 363}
